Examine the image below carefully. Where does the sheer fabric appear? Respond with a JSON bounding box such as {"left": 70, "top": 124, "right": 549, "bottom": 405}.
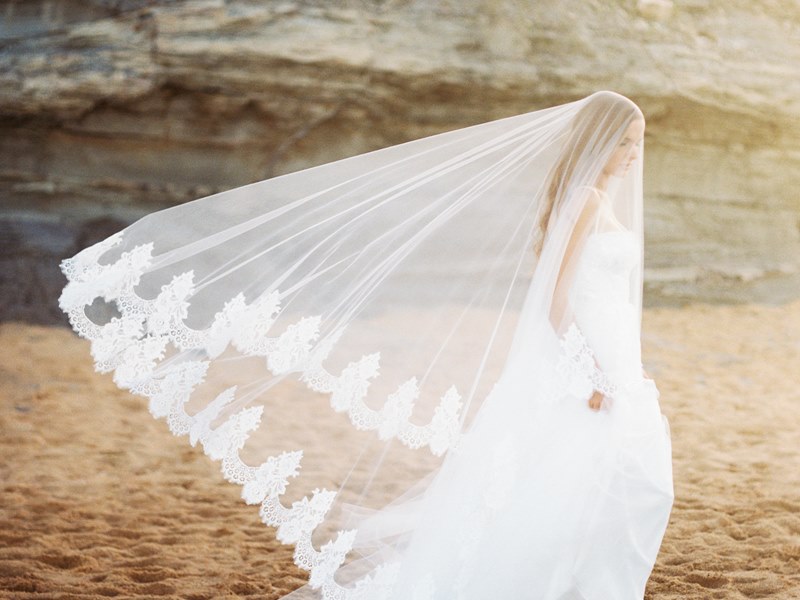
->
{"left": 59, "top": 90, "right": 673, "bottom": 598}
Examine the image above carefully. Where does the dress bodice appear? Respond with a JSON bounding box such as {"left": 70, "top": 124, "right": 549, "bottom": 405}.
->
{"left": 567, "top": 228, "right": 642, "bottom": 388}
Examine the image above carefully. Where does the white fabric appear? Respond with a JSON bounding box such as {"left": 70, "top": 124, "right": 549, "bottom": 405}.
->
{"left": 58, "top": 90, "right": 673, "bottom": 599}
{"left": 285, "top": 200, "right": 673, "bottom": 600}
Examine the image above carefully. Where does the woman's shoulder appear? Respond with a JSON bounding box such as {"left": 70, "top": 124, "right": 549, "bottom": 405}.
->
{"left": 575, "top": 185, "right": 609, "bottom": 199}
{"left": 573, "top": 185, "right": 609, "bottom": 216}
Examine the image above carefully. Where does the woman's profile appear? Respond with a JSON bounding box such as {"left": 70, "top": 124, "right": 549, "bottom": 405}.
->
{"left": 59, "top": 90, "right": 674, "bottom": 599}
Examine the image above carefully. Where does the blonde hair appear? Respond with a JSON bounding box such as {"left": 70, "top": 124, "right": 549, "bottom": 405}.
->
{"left": 532, "top": 91, "right": 643, "bottom": 257}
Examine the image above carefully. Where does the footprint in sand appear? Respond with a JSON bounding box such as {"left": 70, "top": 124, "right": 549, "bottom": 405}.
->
{"left": 684, "top": 571, "right": 728, "bottom": 589}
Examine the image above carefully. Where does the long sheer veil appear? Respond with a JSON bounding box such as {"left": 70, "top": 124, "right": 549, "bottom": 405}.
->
{"left": 59, "top": 90, "right": 645, "bottom": 598}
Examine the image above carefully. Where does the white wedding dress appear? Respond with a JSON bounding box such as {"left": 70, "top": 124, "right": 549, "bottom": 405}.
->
{"left": 341, "top": 216, "right": 674, "bottom": 600}
{"left": 55, "top": 91, "right": 666, "bottom": 600}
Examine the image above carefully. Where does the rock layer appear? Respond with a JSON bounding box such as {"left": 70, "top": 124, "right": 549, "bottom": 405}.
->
{"left": 1, "top": 0, "right": 799, "bottom": 323}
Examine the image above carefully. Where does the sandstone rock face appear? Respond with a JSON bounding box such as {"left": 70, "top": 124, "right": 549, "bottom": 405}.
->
{"left": 1, "top": 0, "right": 799, "bottom": 323}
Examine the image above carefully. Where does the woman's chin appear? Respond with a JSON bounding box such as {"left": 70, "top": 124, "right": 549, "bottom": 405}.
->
{"left": 615, "top": 165, "right": 633, "bottom": 178}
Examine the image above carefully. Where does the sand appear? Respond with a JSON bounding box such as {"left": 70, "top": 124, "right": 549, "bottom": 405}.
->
{"left": 1, "top": 300, "right": 799, "bottom": 599}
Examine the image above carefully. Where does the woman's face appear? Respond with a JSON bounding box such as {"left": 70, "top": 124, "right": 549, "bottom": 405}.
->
{"left": 604, "top": 118, "right": 645, "bottom": 177}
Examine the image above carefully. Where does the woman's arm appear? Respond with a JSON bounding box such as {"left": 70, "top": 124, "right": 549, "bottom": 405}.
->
{"left": 549, "top": 189, "right": 602, "bottom": 329}
{"left": 550, "top": 188, "right": 616, "bottom": 411}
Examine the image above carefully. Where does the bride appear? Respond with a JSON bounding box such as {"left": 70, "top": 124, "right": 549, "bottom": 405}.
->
{"left": 59, "top": 90, "right": 674, "bottom": 599}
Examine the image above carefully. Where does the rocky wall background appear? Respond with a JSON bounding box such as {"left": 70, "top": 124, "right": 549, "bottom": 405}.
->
{"left": 1, "top": 0, "right": 799, "bottom": 323}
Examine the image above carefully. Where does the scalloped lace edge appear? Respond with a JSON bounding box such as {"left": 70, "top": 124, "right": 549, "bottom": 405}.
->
{"left": 555, "top": 322, "right": 619, "bottom": 401}
{"left": 58, "top": 231, "right": 466, "bottom": 598}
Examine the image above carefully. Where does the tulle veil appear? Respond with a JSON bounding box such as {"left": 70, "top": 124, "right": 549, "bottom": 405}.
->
{"left": 59, "top": 90, "right": 646, "bottom": 598}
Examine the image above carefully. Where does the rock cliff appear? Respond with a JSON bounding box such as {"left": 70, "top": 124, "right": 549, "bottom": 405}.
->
{"left": 2, "top": 0, "right": 799, "bottom": 322}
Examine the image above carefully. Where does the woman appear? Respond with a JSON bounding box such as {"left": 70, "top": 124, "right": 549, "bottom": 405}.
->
{"left": 59, "top": 90, "right": 673, "bottom": 599}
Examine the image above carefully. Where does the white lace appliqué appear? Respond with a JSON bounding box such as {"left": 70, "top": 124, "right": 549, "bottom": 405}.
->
{"left": 58, "top": 233, "right": 466, "bottom": 599}
{"left": 556, "top": 322, "right": 618, "bottom": 400}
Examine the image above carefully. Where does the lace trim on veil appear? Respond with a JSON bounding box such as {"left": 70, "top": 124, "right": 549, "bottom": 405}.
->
{"left": 58, "top": 232, "right": 465, "bottom": 598}
{"left": 59, "top": 232, "right": 616, "bottom": 598}
{"left": 555, "top": 323, "right": 619, "bottom": 400}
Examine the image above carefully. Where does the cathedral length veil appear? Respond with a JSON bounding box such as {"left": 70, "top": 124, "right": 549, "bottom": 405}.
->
{"left": 59, "top": 90, "right": 649, "bottom": 598}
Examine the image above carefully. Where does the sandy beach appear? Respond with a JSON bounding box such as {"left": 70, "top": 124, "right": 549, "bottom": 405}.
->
{"left": 1, "top": 299, "right": 799, "bottom": 599}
